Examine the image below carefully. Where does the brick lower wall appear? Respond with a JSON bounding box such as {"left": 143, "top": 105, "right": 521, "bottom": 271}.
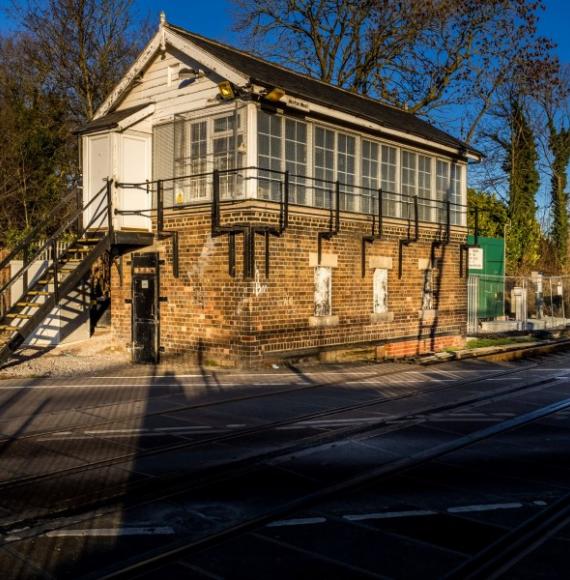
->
{"left": 111, "top": 201, "right": 467, "bottom": 366}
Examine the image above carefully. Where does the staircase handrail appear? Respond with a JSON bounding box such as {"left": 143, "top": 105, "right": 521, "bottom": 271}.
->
{"left": 0, "top": 183, "right": 109, "bottom": 297}
{"left": 0, "top": 187, "right": 79, "bottom": 273}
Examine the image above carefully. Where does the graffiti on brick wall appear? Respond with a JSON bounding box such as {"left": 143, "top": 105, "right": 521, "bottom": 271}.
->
{"left": 187, "top": 235, "right": 217, "bottom": 308}
{"left": 254, "top": 266, "right": 268, "bottom": 297}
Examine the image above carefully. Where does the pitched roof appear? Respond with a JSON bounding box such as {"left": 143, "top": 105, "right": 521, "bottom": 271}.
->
{"left": 167, "top": 23, "right": 481, "bottom": 158}
{"left": 76, "top": 103, "right": 151, "bottom": 134}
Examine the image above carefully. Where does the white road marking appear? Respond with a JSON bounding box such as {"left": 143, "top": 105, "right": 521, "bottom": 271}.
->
{"left": 85, "top": 429, "right": 144, "bottom": 434}
{"left": 447, "top": 502, "right": 522, "bottom": 513}
{"left": 533, "top": 500, "right": 548, "bottom": 506}
{"left": 344, "top": 510, "right": 437, "bottom": 521}
{"left": 267, "top": 517, "right": 327, "bottom": 527}
{"left": 427, "top": 418, "right": 501, "bottom": 424}
{"left": 45, "top": 526, "right": 175, "bottom": 537}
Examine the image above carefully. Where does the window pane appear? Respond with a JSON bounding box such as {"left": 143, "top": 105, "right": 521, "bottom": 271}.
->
{"left": 417, "top": 154, "right": 432, "bottom": 221}
{"left": 436, "top": 159, "right": 450, "bottom": 223}
{"left": 337, "top": 133, "right": 356, "bottom": 211}
{"left": 450, "top": 163, "right": 462, "bottom": 225}
{"left": 361, "top": 140, "right": 379, "bottom": 214}
{"left": 214, "top": 113, "right": 244, "bottom": 199}
{"left": 285, "top": 118, "right": 307, "bottom": 205}
{"left": 314, "top": 127, "right": 335, "bottom": 208}
{"left": 381, "top": 145, "right": 398, "bottom": 217}
{"left": 174, "top": 119, "right": 208, "bottom": 203}
{"left": 257, "top": 110, "right": 282, "bottom": 201}
{"left": 401, "top": 150, "right": 417, "bottom": 220}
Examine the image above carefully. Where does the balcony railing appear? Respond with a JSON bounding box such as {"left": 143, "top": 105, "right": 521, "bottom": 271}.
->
{"left": 117, "top": 165, "right": 467, "bottom": 228}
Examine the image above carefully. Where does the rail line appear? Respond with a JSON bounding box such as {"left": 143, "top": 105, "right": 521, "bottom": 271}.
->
{"left": 0, "top": 365, "right": 564, "bottom": 543}
{"left": 0, "top": 363, "right": 541, "bottom": 495}
{"left": 446, "top": 490, "right": 570, "bottom": 579}
{"left": 94, "top": 386, "right": 570, "bottom": 579}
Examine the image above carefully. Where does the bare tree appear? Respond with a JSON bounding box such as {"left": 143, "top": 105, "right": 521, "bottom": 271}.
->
{"left": 232, "top": 0, "right": 556, "bottom": 142}
{"left": 15, "top": 0, "right": 150, "bottom": 121}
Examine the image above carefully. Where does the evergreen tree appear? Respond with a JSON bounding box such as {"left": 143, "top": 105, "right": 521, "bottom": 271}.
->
{"left": 503, "top": 99, "right": 541, "bottom": 274}
{"left": 467, "top": 188, "right": 508, "bottom": 239}
{"left": 548, "top": 120, "right": 570, "bottom": 270}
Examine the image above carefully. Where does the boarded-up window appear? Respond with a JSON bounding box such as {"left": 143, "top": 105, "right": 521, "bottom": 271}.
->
{"left": 373, "top": 269, "right": 388, "bottom": 314}
{"left": 314, "top": 266, "right": 332, "bottom": 316}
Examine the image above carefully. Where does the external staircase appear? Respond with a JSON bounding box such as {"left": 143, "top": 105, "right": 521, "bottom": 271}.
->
{"left": 0, "top": 181, "right": 152, "bottom": 366}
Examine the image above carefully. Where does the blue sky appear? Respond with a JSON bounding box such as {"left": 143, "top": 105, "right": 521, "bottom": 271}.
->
{"left": 1, "top": 0, "right": 569, "bottom": 64}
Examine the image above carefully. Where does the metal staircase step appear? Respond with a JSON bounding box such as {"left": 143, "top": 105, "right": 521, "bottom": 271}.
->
{"left": 6, "top": 313, "right": 33, "bottom": 319}
{"left": 27, "top": 291, "right": 50, "bottom": 296}
{"left": 0, "top": 325, "right": 16, "bottom": 332}
{"left": 16, "top": 302, "right": 42, "bottom": 308}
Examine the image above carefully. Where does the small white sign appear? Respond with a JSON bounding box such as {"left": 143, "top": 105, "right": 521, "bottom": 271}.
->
{"left": 468, "top": 247, "right": 484, "bottom": 270}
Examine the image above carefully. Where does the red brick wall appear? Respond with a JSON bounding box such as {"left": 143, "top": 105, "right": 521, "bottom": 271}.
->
{"left": 111, "top": 201, "right": 467, "bottom": 366}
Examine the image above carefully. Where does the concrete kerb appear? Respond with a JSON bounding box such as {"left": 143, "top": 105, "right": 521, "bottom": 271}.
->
{"left": 419, "top": 338, "right": 570, "bottom": 366}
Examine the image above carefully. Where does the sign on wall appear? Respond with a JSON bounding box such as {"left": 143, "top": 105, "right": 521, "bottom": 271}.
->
{"left": 468, "top": 247, "right": 484, "bottom": 270}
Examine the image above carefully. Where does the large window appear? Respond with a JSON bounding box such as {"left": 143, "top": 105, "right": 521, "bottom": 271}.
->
{"left": 258, "top": 110, "right": 282, "bottom": 201}
{"left": 249, "top": 111, "right": 468, "bottom": 226}
{"left": 285, "top": 119, "right": 307, "bottom": 205}
{"left": 314, "top": 127, "right": 335, "bottom": 208}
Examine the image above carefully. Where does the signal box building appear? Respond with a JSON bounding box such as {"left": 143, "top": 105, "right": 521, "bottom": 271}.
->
{"left": 77, "top": 16, "right": 482, "bottom": 366}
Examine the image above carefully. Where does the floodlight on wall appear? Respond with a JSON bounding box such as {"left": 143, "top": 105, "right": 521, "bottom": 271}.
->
{"left": 218, "top": 81, "right": 236, "bottom": 100}
{"left": 179, "top": 67, "right": 205, "bottom": 81}
{"left": 265, "top": 87, "right": 285, "bottom": 102}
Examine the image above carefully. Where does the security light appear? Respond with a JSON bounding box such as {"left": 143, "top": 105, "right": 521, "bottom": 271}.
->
{"left": 179, "top": 67, "right": 204, "bottom": 81}
{"left": 265, "top": 87, "right": 285, "bottom": 102}
{"left": 218, "top": 81, "right": 235, "bottom": 100}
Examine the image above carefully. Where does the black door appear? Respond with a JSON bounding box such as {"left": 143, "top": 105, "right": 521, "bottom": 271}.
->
{"left": 132, "top": 254, "right": 159, "bottom": 364}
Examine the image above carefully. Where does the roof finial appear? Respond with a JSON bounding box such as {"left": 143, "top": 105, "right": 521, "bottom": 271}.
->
{"left": 159, "top": 11, "right": 166, "bottom": 25}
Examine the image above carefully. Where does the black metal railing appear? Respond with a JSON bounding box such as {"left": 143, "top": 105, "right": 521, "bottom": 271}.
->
{"left": 0, "top": 181, "right": 111, "bottom": 317}
{"left": 116, "top": 167, "right": 482, "bottom": 280}
{"left": 116, "top": 165, "right": 468, "bottom": 227}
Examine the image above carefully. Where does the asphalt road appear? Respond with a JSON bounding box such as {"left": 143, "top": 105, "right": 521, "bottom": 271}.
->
{"left": 1, "top": 353, "right": 570, "bottom": 578}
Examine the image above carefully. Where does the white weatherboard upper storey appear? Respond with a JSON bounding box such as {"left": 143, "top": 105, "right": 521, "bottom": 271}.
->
{"left": 94, "top": 26, "right": 248, "bottom": 121}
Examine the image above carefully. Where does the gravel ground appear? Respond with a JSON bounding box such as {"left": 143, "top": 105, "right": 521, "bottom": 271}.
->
{"left": 0, "top": 328, "right": 130, "bottom": 379}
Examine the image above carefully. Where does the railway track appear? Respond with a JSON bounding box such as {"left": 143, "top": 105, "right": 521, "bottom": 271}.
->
{"left": 91, "top": 380, "right": 570, "bottom": 580}
{"left": 0, "top": 364, "right": 551, "bottom": 534}
{"left": 1, "top": 360, "right": 569, "bottom": 580}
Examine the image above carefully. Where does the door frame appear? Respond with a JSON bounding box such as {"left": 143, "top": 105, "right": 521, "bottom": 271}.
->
{"left": 131, "top": 252, "right": 160, "bottom": 364}
{"left": 83, "top": 132, "right": 112, "bottom": 230}
{"left": 117, "top": 131, "right": 152, "bottom": 231}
